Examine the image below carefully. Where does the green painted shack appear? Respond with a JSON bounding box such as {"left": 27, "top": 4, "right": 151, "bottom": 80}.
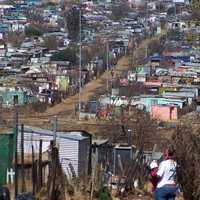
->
{"left": 0, "top": 89, "right": 37, "bottom": 106}
{"left": 0, "top": 132, "right": 14, "bottom": 186}
{"left": 0, "top": 90, "right": 27, "bottom": 106}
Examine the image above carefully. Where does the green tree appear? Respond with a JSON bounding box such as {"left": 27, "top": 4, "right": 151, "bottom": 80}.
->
{"left": 51, "top": 46, "right": 78, "bottom": 64}
{"left": 167, "top": 29, "right": 184, "bottom": 41}
{"left": 66, "top": 6, "right": 80, "bottom": 41}
{"left": 192, "top": 0, "right": 200, "bottom": 10}
{"left": 191, "top": 0, "right": 200, "bottom": 20}
{"left": 167, "top": 7, "right": 176, "bottom": 15}
{"left": 111, "top": 0, "right": 130, "bottom": 21}
{"left": 6, "top": 31, "right": 25, "bottom": 47}
{"left": 44, "top": 36, "right": 58, "bottom": 50}
{"left": 148, "top": 38, "right": 166, "bottom": 56}
{"left": 173, "top": 124, "right": 200, "bottom": 200}
{"left": 25, "top": 24, "right": 43, "bottom": 37}
{"left": 97, "top": 187, "right": 112, "bottom": 200}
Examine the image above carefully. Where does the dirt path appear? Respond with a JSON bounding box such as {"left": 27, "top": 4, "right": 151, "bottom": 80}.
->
{"left": 45, "top": 56, "right": 130, "bottom": 116}
{"left": 4, "top": 36, "right": 155, "bottom": 129}
{"left": 30, "top": 37, "right": 152, "bottom": 118}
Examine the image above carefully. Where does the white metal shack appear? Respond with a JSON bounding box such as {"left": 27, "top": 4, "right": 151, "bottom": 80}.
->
{"left": 17, "top": 126, "right": 91, "bottom": 178}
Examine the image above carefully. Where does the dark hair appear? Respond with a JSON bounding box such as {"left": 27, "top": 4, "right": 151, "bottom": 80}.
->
{"left": 168, "top": 145, "right": 175, "bottom": 157}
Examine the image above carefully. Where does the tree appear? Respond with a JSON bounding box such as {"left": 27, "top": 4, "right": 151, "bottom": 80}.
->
{"left": 65, "top": 6, "right": 80, "bottom": 41}
{"left": 25, "top": 24, "right": 43, "bottom": 37}
{"left": 44, "top": 36, "right": 58, "bottom": 50}
{"left": 81, "top": 46, "right": 93, "bottom": 64}
{"left": 97, "top": 187, "right": 112, "bottom": 200}
{"left": 6, "top": 31, "right": 25, "bottom": 47}
{"left": 61, "top": 0, "right": 79, "bottom": 10}
{"left": 148, "top": 38, "right": 165, "bottom": 56}
{"left": 111, "top": 0, "right": 130, "bottom": 21}
{"left": 191, "top": 10, "right": 200, "bottom": 20}
{"left": 173, "top": 123, "right": 200, "bottom": 200}
{"left": 51, "top": 46, "right": 78, "bottom": 64}
{"left": 192, "top": 0, "right": 200, "bottom": 10}
{"left": 167, "top": 7, "right": 176, "bottom": 16}
{"left": 156, "top": 2, "right": 165, "bottom": 12}
{"left": 167, "top": 29, "right": 184, "bottom": 41}
{"left": 191, "top": 0, "right": 200, "bottom": 20}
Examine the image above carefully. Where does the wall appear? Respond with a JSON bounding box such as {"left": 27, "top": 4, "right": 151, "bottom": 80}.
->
{"left": 140, "top": 97, "right": 184, "bottom": 112}
{"left": 159, "top": 87, "right": 178, "bottom": 95}
{"left": 151, "top": 105, "right": 178, "bottom": 121}
{"left": 0, "top": 133, "right": 14, "bottom": 185}
{"left": 113, "top": 147, "right": 133, "bottom": 175}
{"left": 79, "top": 112, "right": 96, "bottom": 119}
{"left": 78, "top": 138, "right": 90, "bottom": 177}
{"left": 0, "top": 90, "right": 26, "bottom": 106}
{"left": 59, "top": 139, "right": 79, "bottom": 178}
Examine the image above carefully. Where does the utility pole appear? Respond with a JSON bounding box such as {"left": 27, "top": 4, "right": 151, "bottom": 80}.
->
{"left": 78, "top": 0, "right": 82, "bottom": 120}
{"left": 145, "top": 44, "right": 148, "bottom": 58}
{"left": 106, "top": 41, "right": 109, "bottom": 93}
{"left": 145, "top": 0, "right": 148, "bottom": 58}
{"left": 53, "top": 116, "right": 57, "bottom": 144}
{"left": 132, "top": 37, "right": 136, "bottom": 68}
{"left": 174, "top": 1, "right": 177, "bottom": 21}
{"left": 21, "top": 124, "right": 25, "bottom": 193}
{"left": 0, "top": 97, "right": 3, "bottom": 127}
{"left": 38, "top": 139, "right": 43, "bottom": 191}
{"left": 32, "top": 145, "right": 36, "bottom": 195}
{"left": 90, "top": 152, "right": 97, "bottom": 200}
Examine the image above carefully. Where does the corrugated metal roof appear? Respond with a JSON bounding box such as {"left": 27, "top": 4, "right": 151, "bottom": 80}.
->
{"left": 19, "top": 126, "right": 88, "bottom": 141}
{"left": 92, "top": 139, "right": 109, "bottom": 145}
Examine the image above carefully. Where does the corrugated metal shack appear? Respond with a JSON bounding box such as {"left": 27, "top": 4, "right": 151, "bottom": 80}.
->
{"left": 17, "top": 126, "right": 92, "bottom": 178}
{"left": 113, "top": 144, "right": 136, "bottom": 175}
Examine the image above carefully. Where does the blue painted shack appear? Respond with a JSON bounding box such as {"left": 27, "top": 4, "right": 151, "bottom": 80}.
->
{"left": 138, "top": 95, "right": 186, "bottom": 112}
{"left": 162, "top": 91, "right": 196, "bottom": 105}
{"left": 0, "top": 88, "right": 37, "bottom": 106}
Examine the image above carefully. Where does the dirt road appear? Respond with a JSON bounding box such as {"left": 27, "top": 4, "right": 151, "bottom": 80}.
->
{"left": 45, "top": 56, "right": 130, "bottom": 116}
{"left": 27, "top": 37, "right": 151, "bottom": 119}
{"left": 4, "top": 36, "right": 155, "bottom": 130}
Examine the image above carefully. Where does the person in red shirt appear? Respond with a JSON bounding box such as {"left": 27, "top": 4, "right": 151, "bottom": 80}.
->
{"left": 149, "top": 160, "right": 159, "bottom": 192}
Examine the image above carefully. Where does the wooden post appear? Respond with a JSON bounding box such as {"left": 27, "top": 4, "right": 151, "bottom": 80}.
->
{"left": 48, "top": 141, "right": 56, "bottom": 200}
{"left": 51, "top": 145, "right": 57, "bottom": 200}
{"left": 38, "top": 139, "right": 43, "bottom": 191}
{"left": 53, "top": 116, "right": 57, "bottom": 144}
{"left": 32, "top": 145, "right": 36, "bottom": 195}
{"left": 21, "top": 124, "right": 25, "bottom": 192}
{"left": 14, "top": 95, "right": 18, "bottom": 198}
{"left": 90, "top": 153, "right": 97, "bottom": 200}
